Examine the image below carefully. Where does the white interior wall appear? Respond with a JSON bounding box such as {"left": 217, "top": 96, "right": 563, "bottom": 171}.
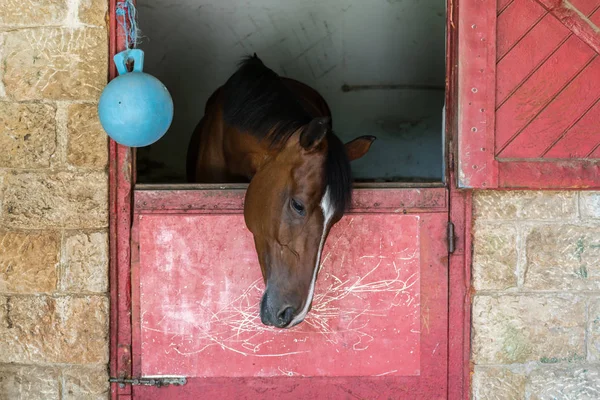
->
{"left": 137, "top": 0, "right": 446, "bottom": 183}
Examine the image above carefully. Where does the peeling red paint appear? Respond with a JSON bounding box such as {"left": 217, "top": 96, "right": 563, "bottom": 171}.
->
{"left": 137, "top": 214, "right": 422, "bottom": 378}
{"left": 129, "top": 197, "right": 449, "bottom": 398}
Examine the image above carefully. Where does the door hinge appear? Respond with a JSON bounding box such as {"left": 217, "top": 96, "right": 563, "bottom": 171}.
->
{"left": 109, "top": 377, "right": 187, "bottom": 388}
{"left": 447, "top": 221, "right": 455, "bottom": 254}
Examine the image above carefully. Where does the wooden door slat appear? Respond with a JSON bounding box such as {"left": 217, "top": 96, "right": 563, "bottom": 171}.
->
{"left": 544, "top": 98, "right": 600, "bottom": 158}
{"left": 499, "top": 56, "right": 600, "bottom": 158}
{"left": 538, "top": 0, "right": 600, "bottom": 54}
{"left": 495, "top": 35, "right": 595, "bottom": 152}
{"left": 497, "top": 0, "right": 546, "bottom": 59}
{"left": 496, "top": 14, "right": 569, "bottom": 105}
{"left": 498, "top": 0, "right": 515, "bottom": 14}
{"left": 588, "top": 143, "right": 600, "bottom": 158}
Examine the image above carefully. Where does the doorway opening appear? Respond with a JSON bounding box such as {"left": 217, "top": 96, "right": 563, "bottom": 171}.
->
{"left": 135, "top": 0, "right": 447, "bottom": 184}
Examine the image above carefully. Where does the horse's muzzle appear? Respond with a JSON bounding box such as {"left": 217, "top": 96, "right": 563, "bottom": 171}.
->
{"left": 260, "top": 290, "right": 297, "bottom": 328}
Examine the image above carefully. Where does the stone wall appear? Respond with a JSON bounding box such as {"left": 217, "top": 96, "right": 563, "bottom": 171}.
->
{"left": 0, "top": 1, "right": 109, "bottom": 399}
{"left": 2, "top": 2, "right": 599, "bottom": 400}
{"left": 472, "top": 191, "right": 600, "bottom": 399}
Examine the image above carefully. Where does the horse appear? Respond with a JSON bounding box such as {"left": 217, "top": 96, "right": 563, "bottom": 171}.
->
{"left": 186, "top": 54, "right": 375, "bottom": 328}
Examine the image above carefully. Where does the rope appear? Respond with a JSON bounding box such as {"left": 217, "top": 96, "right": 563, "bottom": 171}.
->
{"left": 116, "top": 0, "right": 139, "bottom": 49}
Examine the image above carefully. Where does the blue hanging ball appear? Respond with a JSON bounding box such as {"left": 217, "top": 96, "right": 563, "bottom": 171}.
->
{"left": 98, "top": 49, "right": 173, "bottom": 147}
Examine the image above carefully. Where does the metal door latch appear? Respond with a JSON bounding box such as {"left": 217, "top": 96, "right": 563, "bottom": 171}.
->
{"left": 448, "top": 221, "right": 455, "bottom": 254}
{"left": 109, "top": 377, "right": 187, "bottom": 388}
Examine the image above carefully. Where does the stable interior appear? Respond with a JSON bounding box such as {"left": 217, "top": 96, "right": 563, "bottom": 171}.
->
{"left": 136, "top": 0, "right": 446, "bottom": 184}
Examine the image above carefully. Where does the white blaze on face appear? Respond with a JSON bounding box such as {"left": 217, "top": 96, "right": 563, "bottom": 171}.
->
{"left": 289, "top": 187, "right": 334, "bottom": 327}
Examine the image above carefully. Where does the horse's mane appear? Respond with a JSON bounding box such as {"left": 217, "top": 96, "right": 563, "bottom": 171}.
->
{"left": 222, "top": 54, "right": 352, "bottom": 213}
{"left": 222, "top": 54, "right": 311, "bottom": 146}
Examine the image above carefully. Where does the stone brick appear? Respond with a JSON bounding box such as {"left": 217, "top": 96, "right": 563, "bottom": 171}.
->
{"left": 0, "top": 102, "right": 57, "bottom": 168}
{"left": 472, "top": 295, "right": 585, "bottom": 364}
{"left": 588, "top": 297, "right": 600, "bottom": 361}
{"left": 474, "top": 191, "right": 577, "bottom": 220}
{"left": 79, "top": 0, "right": 108, "bottom": 27}
{"left": 0, "top": 365, "right": 60, "bottom": 400}
{"left": 61, "top": 231, "right": 108, "bottom": 293}
{"left": 0, "top": 0, "right": 67, "bottom": 26}
{"left": 3, "top": 171, "right": 108, "bottom": 229}
{"left": 0, "top": 295, "right": 108, "bottom": 364}
{"left": 0, "top": 231, "right": 60, "bottom": 294}
{"left": 0, "top": 171, "right": 5, "bottom": 213}
{"left": 62, "top": 365, "right": 109, "bottom": 400}
{"left": 580, "top": 192, "right": 600, "bottom": 219}
{"left": 528, "top": 367, "right": 600, "bottom": 400}
{"left": 67, "top": 103, "right": 108, "bottom": 169}
{"left": 3, "top": 28, "right": 107, "bottom": 101}
{"left": 472, "top": 367, "right": 526, "bottom": 400}
{"left": 524, "top": 225, "right": 600, "bottom": 290}
{"left": 472, "top": 223, "right": 518, "bottom": 290}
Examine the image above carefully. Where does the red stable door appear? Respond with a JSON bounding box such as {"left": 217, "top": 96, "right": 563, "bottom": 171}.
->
{"left": 127, "top": 187, "right": 450, "bottom": 399}
{"left": 108, "top": 0, "right": 470, "bottom": 398}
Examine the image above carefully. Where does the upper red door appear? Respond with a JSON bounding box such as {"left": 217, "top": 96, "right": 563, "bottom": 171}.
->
{"left": 129, "top": 187, "right": 449, "bottom": 399}
{"left": 458, "top": 0, "right": 600, "bottom": 189}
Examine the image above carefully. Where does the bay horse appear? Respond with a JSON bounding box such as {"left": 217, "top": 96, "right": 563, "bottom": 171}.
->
{"left": 186, "top": 54, "right": 375, "bottom": 328}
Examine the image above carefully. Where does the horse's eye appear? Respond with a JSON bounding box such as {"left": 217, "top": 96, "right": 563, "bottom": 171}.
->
{"left": 290, "top": 198, "right": 306, "bottom": 216}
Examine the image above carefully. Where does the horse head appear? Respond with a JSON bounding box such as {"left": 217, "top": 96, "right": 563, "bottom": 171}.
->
{"left": 244, "top": 117, "right": 375, "bottom": 328}
{"left": 189, "top": 54, "right": 376, "bottom": 328}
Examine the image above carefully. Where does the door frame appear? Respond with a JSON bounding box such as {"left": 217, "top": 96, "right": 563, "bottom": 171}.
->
{"left": 108, "top": 0, "right": 472, "bottom": 398}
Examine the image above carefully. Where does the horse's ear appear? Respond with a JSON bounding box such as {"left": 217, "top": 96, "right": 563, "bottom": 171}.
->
{"left": 345, "top": 136, "right": 376, "bottom": 161}
{"left": 300, "top": 117, "right": 330, "bottom": 150}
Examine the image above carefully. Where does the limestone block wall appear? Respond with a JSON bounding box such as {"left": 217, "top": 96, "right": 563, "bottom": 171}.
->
{"left": 0, "top": 1, "right": 109, "bottom": 399}
{"left": 472, "top": 191, "right": 600, "bottom": 399}
{"left": 2, "top": 3, "right": 600, "bottom": 400}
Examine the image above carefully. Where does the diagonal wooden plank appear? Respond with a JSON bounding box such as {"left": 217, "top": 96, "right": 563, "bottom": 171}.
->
{"left": 495, "top": 35, "right": 595, "bottom": 153}
{"left": 544, "top": 98, "right": 600, "bottom": 158}
{"left": 499, "top": 56, "right": 600, "bottom": 158}
{"left": 496, "top": 14, "right": 570, "bottom": 106}
{"left": 498, "top": 0, "right": 515, "bottom": 14}
{"left": 588, "top": 143, "right": 600, "bottom": 158}
{"left": 536, "top": 0, "right": 600, "bottom": 54}
{"left": 497, "top": 5, "right": 600, "bottom": 106}
{"left": 497, "top": 0, "right": 547, "bottom": 59}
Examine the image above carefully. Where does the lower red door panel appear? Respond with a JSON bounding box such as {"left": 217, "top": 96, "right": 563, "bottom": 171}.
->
{"left": 130, "top": 187, "right": 449, "bottom": 399}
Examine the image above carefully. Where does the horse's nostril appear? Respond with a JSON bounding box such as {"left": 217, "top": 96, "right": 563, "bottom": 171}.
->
{"left": 277, "top": 306, "right": 295, "bottom": 327}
